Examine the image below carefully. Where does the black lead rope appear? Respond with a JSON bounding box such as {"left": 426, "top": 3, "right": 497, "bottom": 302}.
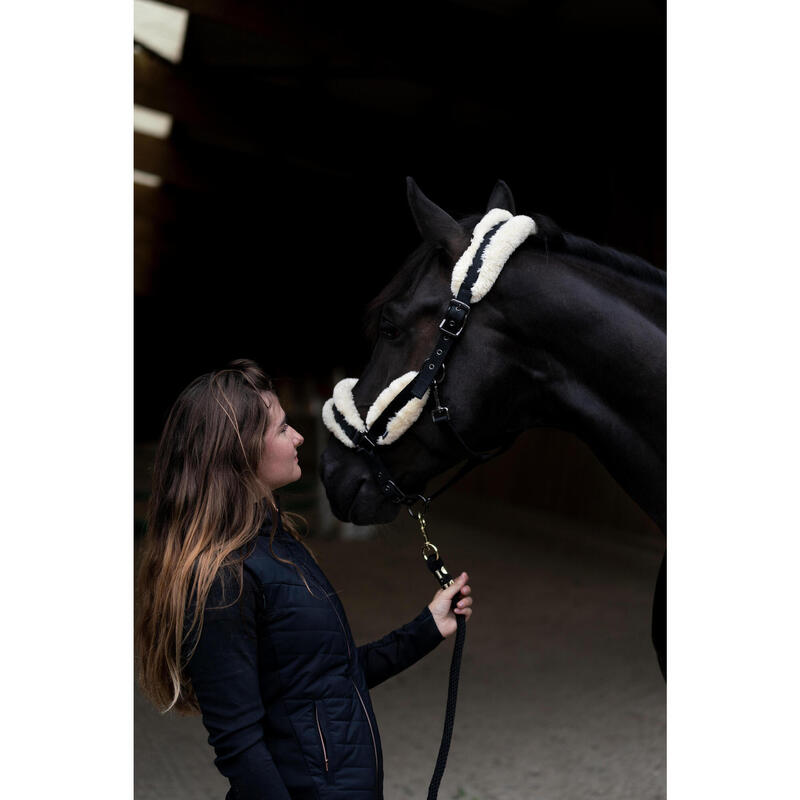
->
{"left": 428, "top": 615, "right": 465, "bottom": 800}
{"left": 414, "top": 511, "right": 467, "bottom": 800}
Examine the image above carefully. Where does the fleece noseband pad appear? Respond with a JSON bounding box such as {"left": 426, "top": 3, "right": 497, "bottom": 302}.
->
{"left": 364, "top": 372, "right": 431, "bottom": 444}
{"left": 321, "top": 378, "right": 364, "bottom": 448}
{"left": 322, "top": 208, "right": 536, "bottom": 449}
{"left": 322, "top": 372, "right": 430, "bottom": 449}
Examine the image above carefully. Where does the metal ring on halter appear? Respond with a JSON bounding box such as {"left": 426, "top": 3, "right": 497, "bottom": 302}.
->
{"left": 406, "top": 494, "right": 430, "bottom": 517}
{"left": 422, "top": 541, "right": 439, "bottom": 560}
{"left": 435, "top": 363, "right": 446, "bottom": 384}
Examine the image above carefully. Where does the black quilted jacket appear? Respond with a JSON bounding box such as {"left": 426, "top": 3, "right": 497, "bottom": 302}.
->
{"left": 186, "top": 517, "right": 444, "bottom": 799}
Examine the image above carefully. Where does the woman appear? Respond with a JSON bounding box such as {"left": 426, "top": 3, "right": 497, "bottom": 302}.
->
{"left": 136, "top": 359, "right": 473, "bottom": 800}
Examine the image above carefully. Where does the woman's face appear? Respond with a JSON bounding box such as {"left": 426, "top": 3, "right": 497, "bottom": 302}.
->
{"left": 257, "top": 392, "right": 304, "bottom": 491}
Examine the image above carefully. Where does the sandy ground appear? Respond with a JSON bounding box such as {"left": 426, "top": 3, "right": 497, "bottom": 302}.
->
{"left": 135, "top": 487, "right": 665, "bottom": 800}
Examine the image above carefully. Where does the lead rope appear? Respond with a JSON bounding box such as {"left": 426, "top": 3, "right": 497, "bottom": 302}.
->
{"left": 415, "top": 511, "right": 466, "bottom": 800}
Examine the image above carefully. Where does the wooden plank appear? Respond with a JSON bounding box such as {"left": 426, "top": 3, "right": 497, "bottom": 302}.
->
{"left": 135, "top": 54, "right": 326, "bottom": 160}
{"left": 134, "top": 132, "right": 209, "bottom": 191}
{"left": 134, "top": 183, "right": 180, "bottom": 224}
{"left": 134, "top": 51, "right": 210, "bottom": 127}
{"left": 134, "top": 214, "right": 162, "bottom": 296}
{"left": 134, "top": 132, "right": 353, "bottom": 206}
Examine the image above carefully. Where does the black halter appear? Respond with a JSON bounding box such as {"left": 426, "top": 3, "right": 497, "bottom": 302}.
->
{"left": 330, "top": 220, "right": 515, "bottom": 512}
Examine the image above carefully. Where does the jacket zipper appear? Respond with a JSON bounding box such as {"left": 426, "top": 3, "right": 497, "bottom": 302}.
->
{"left": 309, "top": 567, "right": 372, "bottom": 779}
{"left": 352, "top": 678, "right": 378, "bottom": 781}
{"left": 314, "top": 703, "right": 329, "bottom": 773}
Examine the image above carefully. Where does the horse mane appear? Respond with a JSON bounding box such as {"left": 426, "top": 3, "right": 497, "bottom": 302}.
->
{"left": 364, "top": 211, "right": 665, "bottom": 340}
{"left": 558, "top": 232, "right": 666, "bottom": 286}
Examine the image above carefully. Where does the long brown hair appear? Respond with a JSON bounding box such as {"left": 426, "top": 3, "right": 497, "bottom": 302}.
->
{"left": 136, "top": 359, "right": 309, "bottom": 714}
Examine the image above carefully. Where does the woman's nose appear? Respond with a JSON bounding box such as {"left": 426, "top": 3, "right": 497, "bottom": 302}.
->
{"left": 294, "top": 429, "right": 304, "bottom": 446}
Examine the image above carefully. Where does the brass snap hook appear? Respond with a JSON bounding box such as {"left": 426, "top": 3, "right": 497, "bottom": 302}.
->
{"left": 416, "top": 511, "right": 428, "bottom": 541}
{"left": 415, "top": 511, "right": 440, "bottom": 561}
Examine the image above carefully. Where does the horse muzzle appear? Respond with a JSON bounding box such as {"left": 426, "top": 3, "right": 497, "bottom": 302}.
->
{"left": 319, "top": 441, "right": 405, "bottom": 524}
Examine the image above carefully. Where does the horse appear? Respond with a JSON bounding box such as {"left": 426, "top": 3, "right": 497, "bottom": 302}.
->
{"left": 319, "top": 178, "right": 666, "bottom": 676}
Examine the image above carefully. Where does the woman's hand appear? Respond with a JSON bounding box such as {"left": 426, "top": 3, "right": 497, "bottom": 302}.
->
{"left": 428, "top": 572, "right": 473, "bottom": 638}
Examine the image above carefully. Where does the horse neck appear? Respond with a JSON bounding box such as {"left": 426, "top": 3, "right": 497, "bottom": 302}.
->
{"left": 497, "top": 248, "right": 666, "bottom": 530}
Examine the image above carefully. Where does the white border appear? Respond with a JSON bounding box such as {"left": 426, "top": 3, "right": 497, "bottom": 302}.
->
{"left": 4, "top": 1, "right": 799, "bottom": 797}
{"left": 2, "top": 3, "right": 132, "bottom": 797}
{"left": 668, "top": 1, "right": 800, "bottom": 796}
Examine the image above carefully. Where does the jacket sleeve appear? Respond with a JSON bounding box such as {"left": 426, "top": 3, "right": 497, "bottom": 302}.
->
{"left": 186, "top": 569, "right": 291, "bottom": 800}
{"left": 357, "top": 605, "right": 445, "bottom": 689}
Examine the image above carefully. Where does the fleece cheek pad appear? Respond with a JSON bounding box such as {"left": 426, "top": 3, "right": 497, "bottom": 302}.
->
{"left": 322, "top": 209, "right": 536, "bottom": 449}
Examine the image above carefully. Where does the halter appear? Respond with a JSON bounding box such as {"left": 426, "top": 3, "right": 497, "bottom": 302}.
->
{"left": 322, "top": 207, "right": 537, "bottom": 511}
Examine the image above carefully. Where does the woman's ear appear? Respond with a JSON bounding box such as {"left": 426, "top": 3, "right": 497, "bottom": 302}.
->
{"left": 406, "top": 177, "right": 468, "bottom": 262}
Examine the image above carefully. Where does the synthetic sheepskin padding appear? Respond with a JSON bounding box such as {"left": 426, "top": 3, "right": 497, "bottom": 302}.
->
{"left": 468, "top": 214, "right": 536, "bottom": 302}
{"left": 332, "top": 377, "right": 364, "bottom": 433}
{"left": 322, "top": 373, "right": 430, "bottom": 447}
{"left": 322, "top": 397, "right": 357, "bottom": 448}
{"left": 364, "top": 371, "right": 430, "bottom": 445}
{"left": 450, "top": 208, "right": 512, "bottom": 298}
{"left": 450, "top": 209, "right": 537, "bottom": 302}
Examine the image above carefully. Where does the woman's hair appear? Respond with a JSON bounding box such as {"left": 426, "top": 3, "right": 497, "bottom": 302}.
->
{"left": 135, "top": 358, "right": 310, "bottom": 714}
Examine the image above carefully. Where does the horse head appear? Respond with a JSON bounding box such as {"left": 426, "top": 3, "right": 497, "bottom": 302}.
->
{"left": 319, "top": 178, "right": 557, "bottom": 524}
{"left": 320, "top": 182, "right": 666, "bottom": 677}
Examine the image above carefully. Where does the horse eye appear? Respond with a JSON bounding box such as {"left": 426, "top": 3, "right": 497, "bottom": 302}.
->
{"left": 379, "top": 321, "right": 400, "bottom": 340}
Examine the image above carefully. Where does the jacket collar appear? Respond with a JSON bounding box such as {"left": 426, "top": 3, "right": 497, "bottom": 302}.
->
{"left": 259, "top": 496, "right": 286, "bottom": 537}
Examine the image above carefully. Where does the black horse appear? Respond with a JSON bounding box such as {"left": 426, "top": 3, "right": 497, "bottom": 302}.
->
{"left": 320, "top": 179, "right": 666, "bottom": 675}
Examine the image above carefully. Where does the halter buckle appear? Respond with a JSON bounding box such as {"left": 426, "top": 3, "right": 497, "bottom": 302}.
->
{"left": 439, "top": 298, "right": 471, "bottom": 337}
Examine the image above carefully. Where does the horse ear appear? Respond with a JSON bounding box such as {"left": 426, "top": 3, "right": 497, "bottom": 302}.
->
{"left": 406, "top": 177, "right": 466, "bottom": 261}
{"left": 486, "top": 179, "right": 515, "bottom": 214}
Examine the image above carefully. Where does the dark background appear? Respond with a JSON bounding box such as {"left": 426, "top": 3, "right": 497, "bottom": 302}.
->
{"left": 134, "top": 0, "right": 665, "bottom": 534}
